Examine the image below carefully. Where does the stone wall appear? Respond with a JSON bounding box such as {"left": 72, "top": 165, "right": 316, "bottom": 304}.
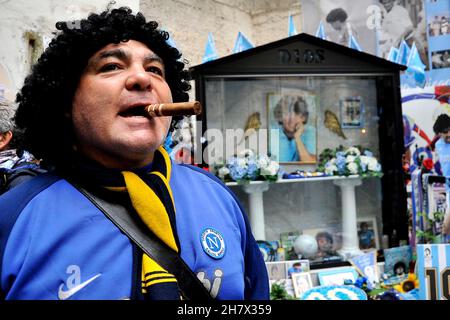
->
{"left": 0, "top": 0, "right": 138, "bottom": 99}
{"left": 140, "top": 0, "right": 302, "bottom": 68}
{"left": 0, "top": 0, "right": 302, "bottom": 99}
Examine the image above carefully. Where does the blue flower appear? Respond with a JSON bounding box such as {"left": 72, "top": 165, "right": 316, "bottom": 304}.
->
{"left": 217, "top": 151, "right": 279, "bottom": 182}
{"left": 227, "top": 157, "right": 238, "bottom": 167}
{"left": 246, "top": 159, "right": 259, "bottom": 179}
{"left": 361, "top": 162, "right": 367, "bottom": 172}
{"left": 229, "top": 166, "right": 247, "bottom": 180}
{"left": 319, "top": 146, "right": 382, "bottom": 178}
{"left": 336, "top": 156, "right": 346, "bottom": 173}
{"left": 364, "top": 150, "right": 373, "bottom": 157}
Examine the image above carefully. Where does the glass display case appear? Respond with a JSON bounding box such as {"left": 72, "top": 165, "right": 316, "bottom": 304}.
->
{"left": 190, "top": 33, "right": 407, "bottom": 268}
{"left": 203, "top": 75, "right": 379, "bottom": 164}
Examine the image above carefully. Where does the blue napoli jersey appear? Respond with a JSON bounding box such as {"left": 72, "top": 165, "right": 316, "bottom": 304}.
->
{"left": 0, "top": 164, "right": 269, "bottom": 300}
{"left": 416, "top": 244, "right": 450, "bottom": 300}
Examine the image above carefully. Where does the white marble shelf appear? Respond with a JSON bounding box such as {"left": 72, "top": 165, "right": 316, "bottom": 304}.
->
{"left": 225, "top": 175, "right": 361, "bottom": 187}
{"left": 226, "top": 175, "right": 373, "bottom": 259}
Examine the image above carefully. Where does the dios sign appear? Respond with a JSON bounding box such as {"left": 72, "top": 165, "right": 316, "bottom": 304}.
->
{"left": 278, "top": 48, "right": 325, "bottom": 65}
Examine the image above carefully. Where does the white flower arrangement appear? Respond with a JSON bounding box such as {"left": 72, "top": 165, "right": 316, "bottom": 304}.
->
{"left": 318, "top": 145, "right": 383, "bottom": 178}
{"left": 213, "top": 149, "right": 280, "bottom": 183}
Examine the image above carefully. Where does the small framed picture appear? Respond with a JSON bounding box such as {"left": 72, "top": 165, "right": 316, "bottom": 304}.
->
{"left": 348, "top": 250, "right": 380, "bottom": 289}
{"left": 357, "top": 217, "right": 380, "bottom": 250}
{"left": 317, "top": 267, "right": 358, "bottom": 286}
{"left": 285, "top": 259, "right": 310, "bottom": 278}
{"left": 291, "top": 272, "right": 313, "bottom": 298}
{"left": 340, "top": 96, "right": 364, "bottom": 128}
{"left": 383, "top": 245, "right": 412, "bottom": 277}
{"left": 265, "top": 261, "right": 287, "bottom": 281}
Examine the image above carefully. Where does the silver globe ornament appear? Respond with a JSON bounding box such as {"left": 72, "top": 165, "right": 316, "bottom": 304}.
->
{"left": 293, "top": 234, "right": 318, "bottom": 259}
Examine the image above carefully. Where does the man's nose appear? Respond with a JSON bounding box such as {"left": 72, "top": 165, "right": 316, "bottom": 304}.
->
{"left": 125, "top": 69, "right": 153, "bottom": 91}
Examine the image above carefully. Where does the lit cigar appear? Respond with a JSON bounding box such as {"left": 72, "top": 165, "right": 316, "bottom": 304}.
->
{"left": 145, "top": 101, "right": 202, "bottom": 117}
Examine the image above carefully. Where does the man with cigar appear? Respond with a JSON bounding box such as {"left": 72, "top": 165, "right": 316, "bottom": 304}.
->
{"left": 0, "top": 7, "right": 268, "bottom": 300}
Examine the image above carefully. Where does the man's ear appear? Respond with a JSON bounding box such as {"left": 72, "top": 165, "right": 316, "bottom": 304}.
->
{"left": 0, "top": 131, "right": 13, "bottom": 150}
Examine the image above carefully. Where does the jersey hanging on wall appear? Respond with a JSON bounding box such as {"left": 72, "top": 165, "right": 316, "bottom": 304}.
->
{"left": 416, "top": 244, "right": 450, "bottom": 300}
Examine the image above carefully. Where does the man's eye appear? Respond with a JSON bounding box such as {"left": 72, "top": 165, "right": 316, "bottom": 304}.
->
{"left": 100, "top": 64, "right": 121, "bottom": 72}
{"left": 147, "top": 66, "right": 164, "bottom": 77}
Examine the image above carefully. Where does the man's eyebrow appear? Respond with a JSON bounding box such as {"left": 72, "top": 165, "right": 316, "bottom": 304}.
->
{"left": 90, "top": 48, "right": 129, "bottom": 66}
{"left": 144, "top": 54, "right": 164, "bottom": 65}
{"left": 89, "top": 50, "right": 164, "bottom": 67}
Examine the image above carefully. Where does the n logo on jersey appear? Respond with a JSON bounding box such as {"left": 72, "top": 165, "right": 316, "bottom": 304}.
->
{"left": 200, "top": 227, "right": 226, "bottom": 259}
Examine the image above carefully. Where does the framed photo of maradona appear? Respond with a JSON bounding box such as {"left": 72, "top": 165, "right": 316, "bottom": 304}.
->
{"left": 340, "top": 96, "right": 364, "bottom": 128}
{"left": 357, "top": 217, "right": 380, "bottom": 251}
{"left": 267, "top": 89, "right": 318, "bottom": 164}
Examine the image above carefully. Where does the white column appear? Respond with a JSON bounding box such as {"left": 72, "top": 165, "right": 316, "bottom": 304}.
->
{"left": 242, "top": 182, "right": 270, "bottom": 240}
{"left": 333, "top": 177, "right": 364, "bottom": 258}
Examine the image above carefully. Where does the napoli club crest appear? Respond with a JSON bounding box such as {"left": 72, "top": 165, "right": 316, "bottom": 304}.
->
{"left": 200, "top": 228, "right": 226, "bottom": 259}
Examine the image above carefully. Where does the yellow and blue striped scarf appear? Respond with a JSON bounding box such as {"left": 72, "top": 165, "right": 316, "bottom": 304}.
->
{"left": 72, "top": 146, "right": 181, "bottom": 299}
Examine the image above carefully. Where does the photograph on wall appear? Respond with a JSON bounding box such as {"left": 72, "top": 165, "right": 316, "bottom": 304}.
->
{"left": 340, "top": 96, "right": 364, "bottom": 128}
{"left": 428, "top": 12, "right": 450, "bottom": 37}
{"left": 300, "top": 0, "right": 377, "bottom": 54}
{"left": 357, "top": 217, "right": 380, "bottom": 250}
{"left": 376, "top": 0, "right": 428, "bottom": 65}
{"left": 300, "top": 0, "right": 428, "bottom": 67}
{"left": 267, "top": 90, "right": 317, "bottom": 164}
{"left": 425, "top": 0, "right": 450, "bottom": 79}
{"left": 431, "top": 49, "right": 450, "bottom": 69}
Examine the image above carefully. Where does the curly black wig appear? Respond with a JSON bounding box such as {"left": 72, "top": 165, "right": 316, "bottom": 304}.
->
{"left": 15, "top": 7, "right": 191, "bottom": 170}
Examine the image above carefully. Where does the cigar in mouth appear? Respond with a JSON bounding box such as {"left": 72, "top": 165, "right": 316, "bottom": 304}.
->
{"left": 145, "top": 101, "right": 202, "bottom": 117}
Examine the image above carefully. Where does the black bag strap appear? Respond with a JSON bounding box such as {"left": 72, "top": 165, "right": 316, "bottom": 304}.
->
{"left": 75, "top": 185, "right": 213, "bottom": 301}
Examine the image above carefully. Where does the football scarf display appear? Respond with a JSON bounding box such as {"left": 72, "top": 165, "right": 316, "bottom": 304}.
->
{"left": 120, "top": 147, "right": 180, "bottom": 299}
